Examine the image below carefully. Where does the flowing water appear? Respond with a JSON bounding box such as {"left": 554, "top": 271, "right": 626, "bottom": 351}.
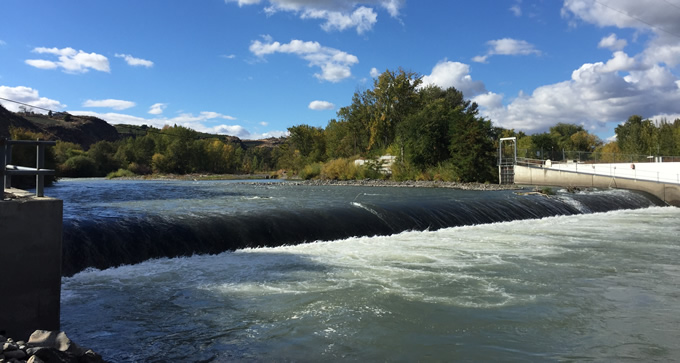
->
{"left": 49, "top": 179, "right": 680, "bottom": 362}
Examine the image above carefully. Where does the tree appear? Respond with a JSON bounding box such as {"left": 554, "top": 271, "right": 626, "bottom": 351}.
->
{"left": 448, "top": 102, "right": 497, "bottom": 182}
{"left": 287, "top": 124, "right": 326, "bottom": 162}
{"left": 367, "top": 68, "right": 422, "bottom": 151}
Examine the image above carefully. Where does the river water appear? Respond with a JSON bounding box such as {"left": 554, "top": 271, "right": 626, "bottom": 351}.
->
{"left": 49, "top": 179, "right": 680, "bottom": 362}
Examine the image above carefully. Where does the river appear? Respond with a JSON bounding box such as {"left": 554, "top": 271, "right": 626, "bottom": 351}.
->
{"left": 48, "top": 179, "right": 680, "bottom": 361}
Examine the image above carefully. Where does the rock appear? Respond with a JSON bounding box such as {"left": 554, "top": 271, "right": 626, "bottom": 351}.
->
{"left": 3, "top": 341, "right": 18, "bottom": 351}
{"left": 27, "top": 330, "right": 84, "bottom": 355}
{"left": 27, "top": 355, "right": 46, "bottom": 363}
{"left": 32, "top": 347, "right": 76, "bottom": 363}
{"left": 3, "top": 348, "right": 27, "bottom": 360}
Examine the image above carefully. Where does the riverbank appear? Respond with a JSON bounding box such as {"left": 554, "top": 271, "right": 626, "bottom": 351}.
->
{"left": 106, "top": 173, "right": 522, "bottom": 191}
{"left": 245, "top": 178, "right": 523, "bottom": 191}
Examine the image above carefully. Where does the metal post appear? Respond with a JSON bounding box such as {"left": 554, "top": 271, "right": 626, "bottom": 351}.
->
{"left": 36, "top": 139, "right": 45, "bottom": 197}
{"left": 0, "top": 138, "right": 5, "bottom": 193}
{"left": 5, "top": 139, "right": 12, "bottom": 189}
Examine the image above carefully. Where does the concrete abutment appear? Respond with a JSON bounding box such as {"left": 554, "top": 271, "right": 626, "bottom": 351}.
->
{"left": 0, "top": 189, "right": 63, "bottom": 339}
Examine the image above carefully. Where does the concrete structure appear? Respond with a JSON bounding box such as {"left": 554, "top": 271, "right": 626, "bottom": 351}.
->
{"left": 0, "top": 188, "right": 63, "bottom": 339}
{"left": 354, "top": 154, "right": 397, "bottom": 174}
{"left": 514, "top": 161, "right": 680, "bottom": 207}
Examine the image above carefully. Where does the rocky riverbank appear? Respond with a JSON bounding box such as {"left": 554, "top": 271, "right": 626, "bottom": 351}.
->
{"left": 244, "top": 178, "right": 523, "bottom": 190}
{"left": 1, "top": 330, "right": 104, "bottom": 363}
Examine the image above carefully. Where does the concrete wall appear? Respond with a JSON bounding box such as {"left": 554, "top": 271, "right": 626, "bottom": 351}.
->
{"left": 515, "top": 165, "right": 680, "bottom": 207}
{"left": 0, "top": 189, "right": 63, "bottom": 340}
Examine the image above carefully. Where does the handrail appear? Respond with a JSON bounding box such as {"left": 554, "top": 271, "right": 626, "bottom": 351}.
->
{"left": 517, "top": 158, "right": 680, "bottom": 185}
{"left": 1, "top": 138, "right": 56, "bottom": 197}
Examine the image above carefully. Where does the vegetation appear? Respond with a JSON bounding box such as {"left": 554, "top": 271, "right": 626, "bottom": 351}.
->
{"left": 4, "top": 69, "right": 680, "bottom": 184}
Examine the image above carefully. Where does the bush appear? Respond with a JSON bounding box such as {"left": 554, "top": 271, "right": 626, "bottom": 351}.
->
{"left": 300, "top": 162, "right": 322, "bottom": 180}
{"left": 127, "top": 162, "right": 152, "bottom": 175}
{"left": 59, "top": 155, "right": 97, "bottom": 177}
{"left": 321, "top": 158, "right": 358, "bottom": 180}
{"left": 106, "top": 168, "right": 136, "bottom": 179}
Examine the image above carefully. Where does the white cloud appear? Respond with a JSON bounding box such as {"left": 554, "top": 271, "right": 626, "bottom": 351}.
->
{"left": 562, "top": 0, "right": 680, "bottom": 35}
{"left": 25, "top": 47, "right": 110, "bottom": 73}
{"left": 562, "top": 0, "right": 680, "bottom": 67}
{"left": 221, "top": 54, "right": 236, "bottom": 59}
{"left": 70, "top": 109, "right": 284, "bottom": 140}
{"left": 225, "top": 0, "right": 404, "bottom": 33}
{"left": 309, "top": 100, "right": 335, "bottom": 110}
{"left": 83, "top": 99, "right": 136, "bottom": 110}
{"left": 0, "top": 85, "right": 65, "bottom": 112}
{"left": 420, "top": 60, "right": 486, "bottom": 98}
{"left": 302, "top": 6, "right": 377, "bottom": 34}
{"left": 472, "top": 92, "right": 504, "bottom": 109}
{"left": 148, "top": 103, "right": 167, "bottom": 115}
{"left": 24, "top": 59, "right": 59, "bottom": 70}
{"left": 370, "top": 67, "right": 380, "bottom": 77}
{"left": 509, "top": 0, "right": 522, "bottom": 17}
{"left": 598, "top": 33, "right": 627, "bottom": 51}
{"left": 115, "top": 53, "right": 154, "bottom": 67}
{"left": 473, "top": 38, "right": 541, "bottom": 63}
{"left": 0, "top": 40, "right": 7, "bottom": 46}
{"left": 476, "top": 50, "right": 680, "bottom": 133}
{"left": 249, "top": 37, "right": 358, "bottom": 82}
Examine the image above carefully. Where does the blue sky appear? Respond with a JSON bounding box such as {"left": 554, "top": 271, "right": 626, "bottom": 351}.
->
{"left": 1, "top": 0, "right": 679, "bottom": 141}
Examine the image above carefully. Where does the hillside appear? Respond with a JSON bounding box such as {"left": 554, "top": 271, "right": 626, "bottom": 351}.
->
{"left": 0, "top": 105, "right": 120, "bottom": 148}
{"left": 0, "top": 105, "right": 284, "bottom": 150}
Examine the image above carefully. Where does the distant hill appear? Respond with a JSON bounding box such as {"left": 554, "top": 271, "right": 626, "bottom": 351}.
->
{"left": 0, "top": 105, "right": 120, "bottom": 148}
{"left": 0, "top": 104, "right": 284, "bottom": 150}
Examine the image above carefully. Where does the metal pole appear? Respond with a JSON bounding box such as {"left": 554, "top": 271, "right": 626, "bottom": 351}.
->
{"left": 5, "top": 139, "right": 11, "bottom": 189}
{"left": 0, "top": 138, "right": 5, "bottom": 193}
{"left": 36, "top": 139, "right": 45, "bottom": 197}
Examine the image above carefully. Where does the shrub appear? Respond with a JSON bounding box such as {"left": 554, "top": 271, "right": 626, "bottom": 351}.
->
{"left": 106, "top": 168, "right": 136, "bottom": 179}
{"left": 59, "top": 155, "right": 97, "bottom": 177}
{"left": 321, "top": 158, "right": 358, "bottom": 180}
{"left": 127, "top": 162, "right": 152, "bottom": 175}
{"left": 300, "top": 162, "right": 322, "bottom": 180}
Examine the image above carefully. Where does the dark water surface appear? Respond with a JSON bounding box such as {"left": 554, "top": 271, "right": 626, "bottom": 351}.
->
{"left": 49, "top": 179, "right": 680, "bottom": 361}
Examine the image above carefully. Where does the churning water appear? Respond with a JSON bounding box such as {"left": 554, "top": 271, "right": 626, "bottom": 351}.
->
{"left": 50, "top": 180, "right": 680, "bottom": 361}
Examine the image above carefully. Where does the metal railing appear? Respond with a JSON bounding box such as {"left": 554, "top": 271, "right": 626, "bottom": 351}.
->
{"left": 518, "top": 149, "right": 680, "bottom": 164}
{"left": 516, "top": 157, "right": 680, "bottom": 185}
{"left": 1, "top": 138, "right": 56, "bottom": 197}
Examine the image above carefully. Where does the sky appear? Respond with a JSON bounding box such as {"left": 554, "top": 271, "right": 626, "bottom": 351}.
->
{"left": 1, "top": 0, "right": 680, "bottom": 141}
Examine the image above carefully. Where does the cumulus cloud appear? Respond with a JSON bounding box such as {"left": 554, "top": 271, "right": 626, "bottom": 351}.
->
{"left": 302, "top": 6, "right": 377, "bottom": 34}
{"left": 83, "top": 99, "right": 136, "bottom": 110}
{"left": 225, "top": 0, "right": 403, "bottom": 33}
{"left": 0, "top": 85, "right": 65, "bottom": 112}
{"left": 25, "top": 47, "right": 110, "bottom": 73}
{"left": 308, "top": 100, "right": 335, "bottom": 110}
{"left": 370, "top": 67, "right": 380, "bottom": 77}
{"left": 249, "top": 37, "right": 358, "bottom": 82}
{"left": 473, "top": 38, "right": 541, "bottom": 63}
{"left": 420, "top": 60, "right": 486, "bottom": 98}
{"left": 598, "top": 33, "right": 627, "bottom": 51}
{"left": 115, "top": 53, "right": 154, "bottom": 67}
{"left": 476, "top": 50, "right": 680, "bottom": 133}
{"left": 148, "top": 103, "right": 167, "bottom": 115}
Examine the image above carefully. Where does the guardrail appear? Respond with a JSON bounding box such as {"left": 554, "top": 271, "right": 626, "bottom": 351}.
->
{"left": 1, "top": 139, "right": 56, "bottom": 197}
{"left": 517, "top": 157, "right": 680, "bottom": 185}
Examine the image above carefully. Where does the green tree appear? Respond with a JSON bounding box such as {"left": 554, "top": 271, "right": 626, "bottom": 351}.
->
{"left": 367, "top": 68, "right": 422, "bottom": 151}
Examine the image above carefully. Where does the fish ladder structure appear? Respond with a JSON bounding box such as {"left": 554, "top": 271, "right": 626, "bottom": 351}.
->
{"left": 498, "top": 139, "right": 680, "bottom": 207}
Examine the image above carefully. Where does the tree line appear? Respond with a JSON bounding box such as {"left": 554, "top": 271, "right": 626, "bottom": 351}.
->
{"left": 7, "top": 68, "right": 680, "bottom": 183}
